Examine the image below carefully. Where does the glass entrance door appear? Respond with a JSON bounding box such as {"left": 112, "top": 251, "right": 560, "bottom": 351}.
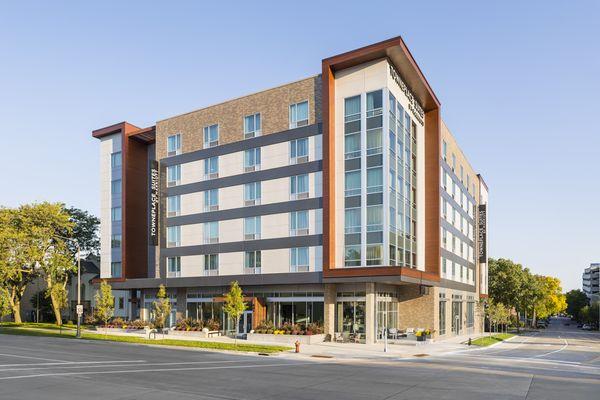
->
{"left": 239, "top": 311, "right": 253, "bottom": 334}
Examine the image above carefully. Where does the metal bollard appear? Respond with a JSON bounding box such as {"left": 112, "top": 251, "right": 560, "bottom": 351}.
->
{"left": 295, "top": 340, "right": 300, "bottom": 353}
{"left": 468, "top": 337, "right": 472, "bottom": 346}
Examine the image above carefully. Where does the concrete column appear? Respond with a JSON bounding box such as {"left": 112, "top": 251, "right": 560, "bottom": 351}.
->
{"left": 365, "top": 282, "right": 376, "bottom": 344}
{"left": 323, "top": 283, "right": 336, "bottom": 340}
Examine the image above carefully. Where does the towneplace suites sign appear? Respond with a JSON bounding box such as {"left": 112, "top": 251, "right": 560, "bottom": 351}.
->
{"left": 478, "top": 204, "right": 487, "bottom": 263}
{"left": 149, "top": 160, "right": 160, "bottom": 246}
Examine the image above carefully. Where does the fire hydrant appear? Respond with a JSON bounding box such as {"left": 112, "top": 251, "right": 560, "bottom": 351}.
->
{"left": 295, "top": 340, "right": 300, "bottom": 353}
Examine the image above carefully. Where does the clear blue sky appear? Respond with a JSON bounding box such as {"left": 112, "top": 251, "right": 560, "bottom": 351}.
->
{"left": 1, "top": 1, "right": 598, "bottom": 291}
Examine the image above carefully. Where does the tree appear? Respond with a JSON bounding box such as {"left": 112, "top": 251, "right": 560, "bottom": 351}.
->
{"left": 566, "top": 289, "right": 589, "bottom": 321}
{"left": 152, "top": 285, "right": 172, "bottom": 331}
{"left": 0, "top": 286, "right": 11, "bottom": 320}
{"left": 533, "top": 275, "right": 566, "bottom": 320}
{"left": 95, "top": 280, "right": 114, "bottom": 331}
{"left": 223, "top": 281, "right": 247, "bottom": 336}
{"left": 63, "top": 207, "right": 100, "bottom": 257}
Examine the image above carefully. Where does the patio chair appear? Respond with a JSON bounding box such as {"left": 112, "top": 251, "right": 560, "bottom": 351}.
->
{"left": 388, "top": 328, "right": 398, "bottom": 340}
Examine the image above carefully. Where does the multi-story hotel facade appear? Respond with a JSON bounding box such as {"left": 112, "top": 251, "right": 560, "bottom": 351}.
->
{"left": 92, "top": 37, "right": 489, "bottom": 343}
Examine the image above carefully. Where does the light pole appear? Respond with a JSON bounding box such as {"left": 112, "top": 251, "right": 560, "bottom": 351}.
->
{"left": 54, "top": 235, "right": 82, "bottom": 339}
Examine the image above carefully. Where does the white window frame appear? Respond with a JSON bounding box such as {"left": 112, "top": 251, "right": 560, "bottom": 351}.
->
{"left": 167, "top": 257, "right": 181, "bottom": 278}
{"left": 244, "top": 113, "right": 261, "bottom": 138}
{"left": 203, "top": 221, "right": 219, "bottom": 244}
{"left": 290, "top": 174, "right": 309, "bottom": 200}
{"left": 244, "top": 251, "right": 261, "bottom": 274}
{"left": 289, "top": 100, "right": 309, "bottom": 129}
{"left": 167, "top": 133, "right": 181, "bottom": 156}
{"left": 167, "top": 165, "right": 181, "bottom": 187}
{"left": 244, "top": 216, "right": 261, "bottom": 240}
{"left": 167, "top": 226, "right": 181, "bottom": 248}
{"left": 111, "top": 207, "right": 121, "bottom": 222}
{"left": 111, "top": 152, "right": 122, "bottom": 168}
{"left": 290, "top": 247, "right": 309, "bottom": 272}
{"left": 203, "top": 124, "right": 219, "bottom": 148}
{"left": 111, "top": 262, "right": 122, "bottom": 278}
{"left": 167, "top": 195, "right": 181, "bottom": 217}
{"left": 290, "top": 210, "right": 309, "bottom": 236}
{"left": 244, "top": 148, "right": 261, "bottom": 172}
{"left": 111, "top": 179, "right": 122, "bottom": 195}
{"left": 204, "top": 156, "right": 219, "bottom": 180}
{"left": 204, "top": 254, "right": 219, "bottom": 276}
{"left": 290, "top": 137, "right": 309, "bottom": 164}
{"left": 244, "top": 182, "right": 261, "bottom": 206}
{"left": 204, "top": 189, "right": 218, "bottom": 212}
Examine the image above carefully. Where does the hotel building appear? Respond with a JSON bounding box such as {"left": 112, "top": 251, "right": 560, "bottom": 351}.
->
{"left": 583, "top": 264, "right": 599, "bottom": 301}
{"left": 92, "top": 36, "right": 488, "bottom": 342}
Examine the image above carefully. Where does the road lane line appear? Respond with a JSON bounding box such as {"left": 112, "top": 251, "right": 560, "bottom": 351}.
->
{"left": 0, "top": 361, "right": 318, "bottom": 381}
{"left": 531, "top": 336, "right": 569, "bottom": 359}
{"left": 0, "top": 360, "right": 148, "bottom": 368}
{"left": 0, "top": 353, "right": 66, "bottom": 362}
{"left": 0, "top": 359, "right": 253, "bottom": 372}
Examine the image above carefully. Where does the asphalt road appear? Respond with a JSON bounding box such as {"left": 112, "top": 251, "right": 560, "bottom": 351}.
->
{"left": 0, "top": 317, "right": 598, "bottom": 400}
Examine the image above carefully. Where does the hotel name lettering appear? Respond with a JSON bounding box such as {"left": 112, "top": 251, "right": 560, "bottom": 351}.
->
{"left": 389, "top": 63, "right": 425, "bottom": 126}
{"left": 149, "top": 161, "right": 160, "bottom": 246}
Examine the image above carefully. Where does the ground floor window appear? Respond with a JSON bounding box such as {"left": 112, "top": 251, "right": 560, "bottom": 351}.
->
{"left": 451, "top": 301, "right": 463, "bottom": 334}
{"left": 335, "top": 300, "right": 365, "bottom": 335}
{"left": 265, "top": 300, "right": 324, "bottom": 326}
{"left": 439, "top": 300, "right": 446, "bottom": 335}
{"left": 375, "top": 294, "right": 398, "bottom": 339}
{"left": 466, "top": 302, "right": 475, "bottom": 329}
{"left": 144, "top": 300, "right": 177, "bottom": 327}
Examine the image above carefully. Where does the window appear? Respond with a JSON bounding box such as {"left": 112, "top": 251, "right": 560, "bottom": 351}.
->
{"left": 111, "top": 234, "right": 121, "bottom": 249}
{"left": 344, "top": 95, "right": 361, "bottom": 159}
{"left": 167, "top": 226, "right": 181, "bottom": 247}
{"left": 244, "top": 182, "right": 261, "bottom": 206}
{"left": 203, "top": 221, "right": 218, "bottom": 244}
{"left": 441, "top": 257, "right": 447, "bottom": 274}
{"left": 167, "top": 257, "right": 181, "bottom": 278}
{"left": 244, "top": 216, "right": 261, "bottom": 240}
{"left": 204, "top": 157, "right": 219, "bottom": 180}
{"left": 344, "top": 170, "right": 361, "bottom": 197}
{"left": 111, "top": 152, "right": 122, "bottom": 168}
{"left": 366, "top": 244, "right": 383, "bottom": 266}
{"left": 167, "top": 165, "right": 181, "bottom": 187}
{"left": 439, "top": 300, "right": 446, "bottom": 335}
{"left": 366, "top": 90, "right": 383, "bottom": 117}
{"left": 290, "top": 174, "right": 309, "bottom": 200}
{"left": 289, "top": 101, "right": 309, "bottom": 128}
{"left": 244, "top": 251, "right": 261, "bottom": 274}
{"left": 118, "top": 297, "right": 124, "bottom": 310}
{"left": 344, "top": 208, "right": 361, "bottom": 234}
{"left": 111, "top": 179, "right": 121, "bottom": 195}
{"left": 460, "top": 165, "right": 464, "bottom": 183}
{"left": 204, "top": 254, "right": 218, "bottom": 276}
{"left": 111, "top": 262, "right": 122, "bottom": 278}
{"left": 442, "top": 140, "right": 447, "bottom": 161}
{"left": 290, "top": 138, "right": 309, "bottom": 164}
{"left": 451, "top": 153, "right": 456, "bottom": 171}
{"left": 203, "top": 124, "right": 219, "bottom": 147}
{"left": 244, "top": 113, "right": 261, "bottom": 138}
{"left": 366, "top": 90, "right": 383, "bottom": 155}
{"left": 111, "top": 207, "right": 121, "bottom": 222}
{"left": 204, "top": 189, "right": 218, "bottom": 211}
{"left": 366, "top": 167, "right": 383, "bottom": 193}
{"left": 167, "top": 134, "right": 181, "bottom": 156}
{"left": 290, "top": 247, "right": 309, "bottom": 272}
{"left": 244, "top": 148, "right": 261, "bottom": 172}
{"left": 167, "top": 195, "right": 181, "bottom": 217}
{"left": 290, "top": 210, "right": 309, "bottom": 236}
{"left": 366, "top": 205, "right": 383, "bottom": 232}
{"left": 344, "top": 245, "right": 361, "bottom": 267}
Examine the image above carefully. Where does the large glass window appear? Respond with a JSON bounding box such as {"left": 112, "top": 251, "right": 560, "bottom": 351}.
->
{"left": 167, "top": 134, "right": 181, "bottom": 156}
{"left": 344, "top": 208, "right": 361, "bottom": 234}
{"left": 290, "top": 210, "right": 309, "bottom": 236}
{"left": 344, "top": 95, "right": 361, "bottom": 159}
{"left": 167, "top": 195, "right": 180, "bottom": 217}
{"left": 290, "top": 174, "right": 309, "bottom": 199}
{"left": 203, "top": 221, "right": 218, "bottom": 244}
{"left": 290, "top": 138, "right": 309, "bottom": 164}
{"left": 344, "top": 245, "right": 361, "bottom": 267}
{"left": 289, "top": 101, "right": 309, "bottom": 128}
{"left": 335, "top": 298, "right": 365, "bottom": 337}
{"left": 167, "top": 257, "right": 181, "bottom": 278}
{"left": 204, "top": 189, "right": 218, "bottom": 211}
{"left": 203, "top": 124, "right": 219, "bottom": 147}
{"left": 439, "top": 299, "right": 446, "bottom": 335}
{"left": 244, "top": 113, "right": 261, "bottom": 138}
{"left": 244, "top": 182, "right": 261, "bottom": 206}
{"left": 111, "top": 234, "right": 121, "bottom": 248}
{"left": 111, "top": 152, "right": 122, "bottom": 168}
{"left": 366, "top": 167, "right": 383, "bottom": 193}
{"left": 244, "top": 148, "right": 261, "bottom": 172}
{"left": 366, "top": 244, "right": 383, "bottom": 265}
{"left": 111, "top": 207, "right": 121, "bottom": 222}
{"left": 204, "top": 254, "right": 218, "bottom": 276}
{"left": 344, "top": 170, "right": 361, "bottom": 197}
{"left": 204, "top": 156, "right": 219, "bottom": 180}
{"left": 290, "top": 247, "right": 309, "bottom": 272}
{"left": 244, "top": 251, "right": 261, "bottom": 274}
{"left": 111, "top": 179, "right": 121, "bottom": 195}
{"left": 366, "top": 90, "right": 383, "bottom": 155}
{"left": 167, "top": 226, "right": 181, "bottom": 247}
{"left": 366, "top": 205, "right": 383, "bottom": 232}
{"left": 111, "top": 262, "right": 122, "bottom": 278}
{"left": 167, "top": 165, "right": 181, "bottom": 187}
{"left": 244, "top": 216, "right": 261, "bottom": 240}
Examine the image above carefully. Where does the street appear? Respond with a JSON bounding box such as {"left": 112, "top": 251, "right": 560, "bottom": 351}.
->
{"left": 0, "top": 317, "right": 598, "bottom": 400}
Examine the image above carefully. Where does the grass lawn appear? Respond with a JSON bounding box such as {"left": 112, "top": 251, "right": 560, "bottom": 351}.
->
{"left": 0, "top": 324, "right": 291, "bottom": 354}
{"left": 470, "top": 333, "right": 515, "bottom": 347}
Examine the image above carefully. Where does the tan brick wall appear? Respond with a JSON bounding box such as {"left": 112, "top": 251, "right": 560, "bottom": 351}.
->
{"left": 155, "top": 75, "right": 322, "bottom": 160}
{"left": 397, "top": 285, "right": 436, "bottom": 333}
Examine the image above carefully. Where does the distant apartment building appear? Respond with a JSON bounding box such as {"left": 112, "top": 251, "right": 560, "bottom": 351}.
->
{"left": 583, "top": 264, "right": 599, "bottom": 300}
{"left": 91, "top": 36, "right": 489, "bottom": 343}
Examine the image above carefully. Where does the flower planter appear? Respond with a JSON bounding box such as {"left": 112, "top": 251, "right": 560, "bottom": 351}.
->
{"left": 416, "top": 335, "right": 426, "bottom": 342}
{"left": 246, "top": 333, "right": 326, "bottom": 345}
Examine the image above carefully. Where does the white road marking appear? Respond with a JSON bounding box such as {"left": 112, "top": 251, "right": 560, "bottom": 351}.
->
{"left": 0, "top": 361, "right": 317, "bottom": 381}
{"left": 531, "top": 336, "right": 569, "bottom": 359}
{"left": 0, "top": 353, "right": 66, "bottom": 362}
{"left": 0, "top": 360, "right": 147, "bottom": 368}
{"left": 0, "top": 359, "right": 252, "bottom": 372}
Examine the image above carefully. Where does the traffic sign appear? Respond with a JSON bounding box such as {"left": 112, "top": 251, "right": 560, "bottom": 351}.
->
{"left": 76, "top": 304, "right": 83, "bottom": 315}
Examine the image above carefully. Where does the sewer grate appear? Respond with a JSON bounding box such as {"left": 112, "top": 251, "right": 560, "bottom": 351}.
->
{"left": 413, "top": 354, "right": 429, "bottom": 357}
{"left": 311, "top": 354, "right": 334, "bottom": 359}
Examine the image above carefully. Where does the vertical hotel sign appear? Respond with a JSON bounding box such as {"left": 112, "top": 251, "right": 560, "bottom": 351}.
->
{"left": 478, "top": 204, "right": 487, "bottom": 263}
{"left": 149, "top": 160, "right": 159, "bottom": 246}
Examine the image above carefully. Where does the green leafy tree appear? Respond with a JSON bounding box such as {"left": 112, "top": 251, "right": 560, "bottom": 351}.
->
{"left": 565, "top": 289, "right": 589, "bottom": 321}
{"left": 0, "top": 286, "right": 11, "bottom": 320}
{"left": 63, "top": 207, "right": 100, "bottom": 257}
{"left": 152, "top": 285, "right": 172, "bottom": 330}
{"left": 223, "top": 281, "right": 247, "bottom": 335}
{"left": 95, "top": 280, "right": 115, "bottom": 331}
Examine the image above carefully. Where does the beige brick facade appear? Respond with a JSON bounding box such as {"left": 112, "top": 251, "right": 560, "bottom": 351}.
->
{"left": 155, "top": 76, "right": 322, "bottom": 160}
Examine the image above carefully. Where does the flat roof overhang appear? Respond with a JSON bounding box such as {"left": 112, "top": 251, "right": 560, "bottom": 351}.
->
{"left": 92, "top": 122, "right": 156, "bottom": 144}
{"left": 322, "top": 36, "right": 441, "bottom": 112}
